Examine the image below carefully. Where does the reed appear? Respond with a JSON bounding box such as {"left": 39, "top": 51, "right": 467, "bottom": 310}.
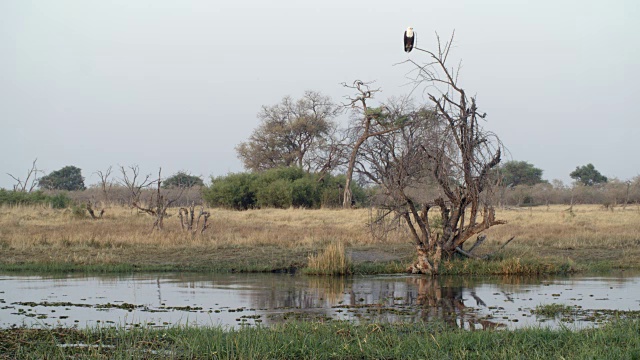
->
{"left": 305, "top": 241, "right": 352, "bottom": 275}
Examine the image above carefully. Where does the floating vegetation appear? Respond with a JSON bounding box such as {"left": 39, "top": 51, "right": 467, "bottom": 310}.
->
{"left": 533, "top": 303, "right": 576, "bottom": 318}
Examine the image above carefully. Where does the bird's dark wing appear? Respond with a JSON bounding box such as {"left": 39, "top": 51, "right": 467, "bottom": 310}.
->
{"left": 404, "top": 31, "right": 408, "bottom": 51}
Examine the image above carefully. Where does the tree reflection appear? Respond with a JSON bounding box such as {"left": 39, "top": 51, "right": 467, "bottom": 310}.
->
{"left": 411, "top": 277, "right": 505, "bottom": 330}
{"left": 249, "top": 275, "right": 506, "bottom": 330}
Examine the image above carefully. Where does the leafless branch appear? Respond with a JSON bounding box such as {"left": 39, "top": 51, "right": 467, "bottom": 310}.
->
{"left": 7, "top": 159, "right": 42, "bottom": 193}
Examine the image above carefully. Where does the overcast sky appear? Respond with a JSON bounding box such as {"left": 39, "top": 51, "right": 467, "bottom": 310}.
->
{"left": 1, "top": 0, "right": 638, "bottom": 189}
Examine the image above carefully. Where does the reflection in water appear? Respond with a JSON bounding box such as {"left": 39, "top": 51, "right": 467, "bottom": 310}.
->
{"left": 1, "top": 272, "right": 639, "bottom": 330}
{"left": 411, "top": 278, "right": 503, "bottom": 330}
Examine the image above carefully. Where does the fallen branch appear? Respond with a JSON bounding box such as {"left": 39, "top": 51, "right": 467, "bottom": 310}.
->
{"left": 455, "top": 236, "right": 515, "bottom": 260}
{"left": 466, "top": 234, "right": 486, "bottom": 253}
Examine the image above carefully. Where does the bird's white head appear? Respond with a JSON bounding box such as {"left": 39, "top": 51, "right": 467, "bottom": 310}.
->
{"left": 406, "top": 27, "right": 414, "bottom": 37}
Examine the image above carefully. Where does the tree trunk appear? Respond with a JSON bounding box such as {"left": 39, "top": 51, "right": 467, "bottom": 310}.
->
{"left": 342, "top": 144, "right": 359, "bottom": 208}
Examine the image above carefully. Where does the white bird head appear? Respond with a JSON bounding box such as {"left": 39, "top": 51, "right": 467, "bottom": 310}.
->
{"left": 406, "top": 27, "right": 414, "bottom": 37}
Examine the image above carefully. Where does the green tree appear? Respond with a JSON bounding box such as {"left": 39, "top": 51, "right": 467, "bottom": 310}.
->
{"left": 38, "top": 166, "right": 85, "bottom": 191}
{"left": 163, "top": 172, "right": 204, "bottom": 188}
{"left": 499, "top": 161, "right": 546, "bottom": 187}
{"left": 570, "top": 163, "right": 608, "bottom": 186}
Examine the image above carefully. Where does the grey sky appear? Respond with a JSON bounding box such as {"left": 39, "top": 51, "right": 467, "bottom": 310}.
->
{"left": 1, "top": 0, "right": 638, "bottom": 189}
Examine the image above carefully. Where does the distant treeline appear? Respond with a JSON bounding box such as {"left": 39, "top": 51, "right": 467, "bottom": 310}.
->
{"left": 5, "top": 172, "right": 640, "bottom": 210}
{"left": 498, "top": 179, "right": 640, "bottom": 207}
{"left": 35, "top": 167, "right": 367, "bottom": 210}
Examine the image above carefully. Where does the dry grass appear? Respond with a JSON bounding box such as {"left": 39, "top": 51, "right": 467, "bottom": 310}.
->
{"left": 483, "top": 204, "right": 640, "bottom": 267}
{"left": 306, "top": 241, "right": 351, "bottom": 275}
{"left": 0, "top": 204, "right": 639, "bottom": 272}
{"left": 0, "top": 205, "right": 404, "bottom": 271}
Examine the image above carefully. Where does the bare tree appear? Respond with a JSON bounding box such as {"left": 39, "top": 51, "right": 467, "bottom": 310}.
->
{"left": 371, "top": 32, "right": 511, "bottom": 274}
{"left": 128, "top": 168, "right": 184, "bottom": 231}
{"left": 305, "top": 125, "right": 350, "bottom": 182}
{"left": 341, "top": 81, "right": 407, "bottom": 208}
{"left": 95, "top": 166, "right": 113, "bottom": 205}
{"left": 118, "top": 165, "right": 156, "bottom": 208}
{"left": 7, "top": 159, "right": 42, "bottom": 193}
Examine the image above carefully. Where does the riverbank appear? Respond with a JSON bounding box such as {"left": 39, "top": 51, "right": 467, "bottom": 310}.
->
{"left": 2, "top": 320, "right": 639, "bottom": 359}
{"left": 1, "top": 204, "right": 639, "bottom": 274}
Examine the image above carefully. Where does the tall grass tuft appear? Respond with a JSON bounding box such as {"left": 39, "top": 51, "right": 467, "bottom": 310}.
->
{"left": 305, "top": 241, "right": 352, "bottom": 275}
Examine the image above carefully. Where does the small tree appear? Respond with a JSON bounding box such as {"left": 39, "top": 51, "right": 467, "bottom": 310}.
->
{"left": 499, "top": 161, "right": 546, "bottom": 187}
{"left": 163, "top": 172, "right": 204, "bottom": 188}
{"left": 38, "top": 166, "right": 86, "bottom": 191}
{"left": 570, "top": 163, "right": 608, "bottom": 186}
{"left": 94, "top": 166, "right": 114, "bottom": 205}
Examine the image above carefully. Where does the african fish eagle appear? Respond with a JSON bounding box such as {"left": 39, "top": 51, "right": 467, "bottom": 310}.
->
{"left": 404, "top": 27, "right": 415, "bottom": 53}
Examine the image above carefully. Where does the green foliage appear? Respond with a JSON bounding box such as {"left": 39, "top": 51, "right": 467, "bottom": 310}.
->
{"left": 204, "top": 172, "right": 258, "bottom": 210}
{"left": 49, "top": 193, "right": 71, "bottom": 209}
{"left": 533, "top": 303, "right": 575, "bottom": 318}
{"left": 500, "top": 160, "right": 546, "bottom": 187}
{"left": 38, "top": 166, "right": 86, "bottom": 191}
{"left": 257, "top": 179, "right": 293, "bottom": 208}
{"left": 203, "top": 167, "right": 367, "bottom": 210}
{"left": 0, "top": 189, "right": 71, "bottom": 208}
{"left": 291, "top": 177, "right": 319, "bottom": 208}
{"left": 163, "top": 172, "right": 204, "bottom": 188}
{"left": 570, "top": 163, "right": 608, "bottom": 186}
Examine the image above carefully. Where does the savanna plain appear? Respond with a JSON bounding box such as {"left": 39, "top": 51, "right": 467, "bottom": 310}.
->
{"left": 1, "top": 204, "right": 640, "bottom": 359}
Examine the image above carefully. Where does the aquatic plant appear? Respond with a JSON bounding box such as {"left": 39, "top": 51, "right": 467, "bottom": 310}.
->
{"left": 305, "top": 241, "right": 352, "bottom": 275}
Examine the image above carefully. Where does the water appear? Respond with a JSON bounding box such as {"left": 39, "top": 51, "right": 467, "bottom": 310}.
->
{"left": 1, "top": 272, "right": 639, "bottom": 330}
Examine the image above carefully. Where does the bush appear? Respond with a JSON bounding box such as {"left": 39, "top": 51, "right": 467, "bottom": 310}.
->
{"left": 203, "top": 173, "right": 258, "bottom": 210}
{"left": 70, "top": 203, "right": 87, "bottom": 218}
{"left": 257, "top": 179, "right": 292, "bottom": 208}
{"left": 49, "top": 193, "right": 71, "bottom": 209}
{"left": 291, "top": 177, "right": 319, "bottom": 208}
{"left": 203, "top": 167, "right": 368, "bottom": 210}
{"left": 0, "top": 189, "right": 71, "bottom": 208}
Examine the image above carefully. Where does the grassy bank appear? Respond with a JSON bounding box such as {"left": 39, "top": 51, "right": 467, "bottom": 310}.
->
{"left": 1, "top": 320, "right": 639, "bottom": 359}
{"left": 0, "top": 204, "right": 639, "bottom": 274}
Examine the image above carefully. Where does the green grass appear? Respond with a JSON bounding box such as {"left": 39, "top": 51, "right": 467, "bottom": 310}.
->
{"left": 0, "top": 261, "right": 299, "bottom": 274}
{"left": 4, "top": 251, "right": 630, "bottom": 277}
{"left": 350, "top": 260, "right": 408, "bottom": 275}
{"left": 533, "top": 303, "right": 576, "bottom": 318}
{"left": 2, "top": 320, "right": 639, "bottom": 359}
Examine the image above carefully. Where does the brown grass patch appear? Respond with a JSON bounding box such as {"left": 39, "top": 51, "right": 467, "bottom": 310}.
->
{"left": 0, "top": 204, "right": 639, "bottom": 271}
{"left": 306, "top": 241, "right": 351, "bottom": 275}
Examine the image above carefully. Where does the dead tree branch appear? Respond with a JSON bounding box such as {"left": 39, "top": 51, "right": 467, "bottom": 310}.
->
{"left": 7, "top": 159, "right": 42, "bottom": 193}
{"left": 179, "top": 202, "right": 211, "bottom": 235}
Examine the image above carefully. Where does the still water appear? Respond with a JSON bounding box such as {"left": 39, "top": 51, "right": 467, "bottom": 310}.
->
{"left": 1, "top": 272, "right": 639, "bottom": 330}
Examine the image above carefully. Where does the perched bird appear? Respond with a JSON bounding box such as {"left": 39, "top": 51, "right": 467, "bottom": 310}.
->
{"left": 404, "top": 27, "right": 415, "bottom": 53}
